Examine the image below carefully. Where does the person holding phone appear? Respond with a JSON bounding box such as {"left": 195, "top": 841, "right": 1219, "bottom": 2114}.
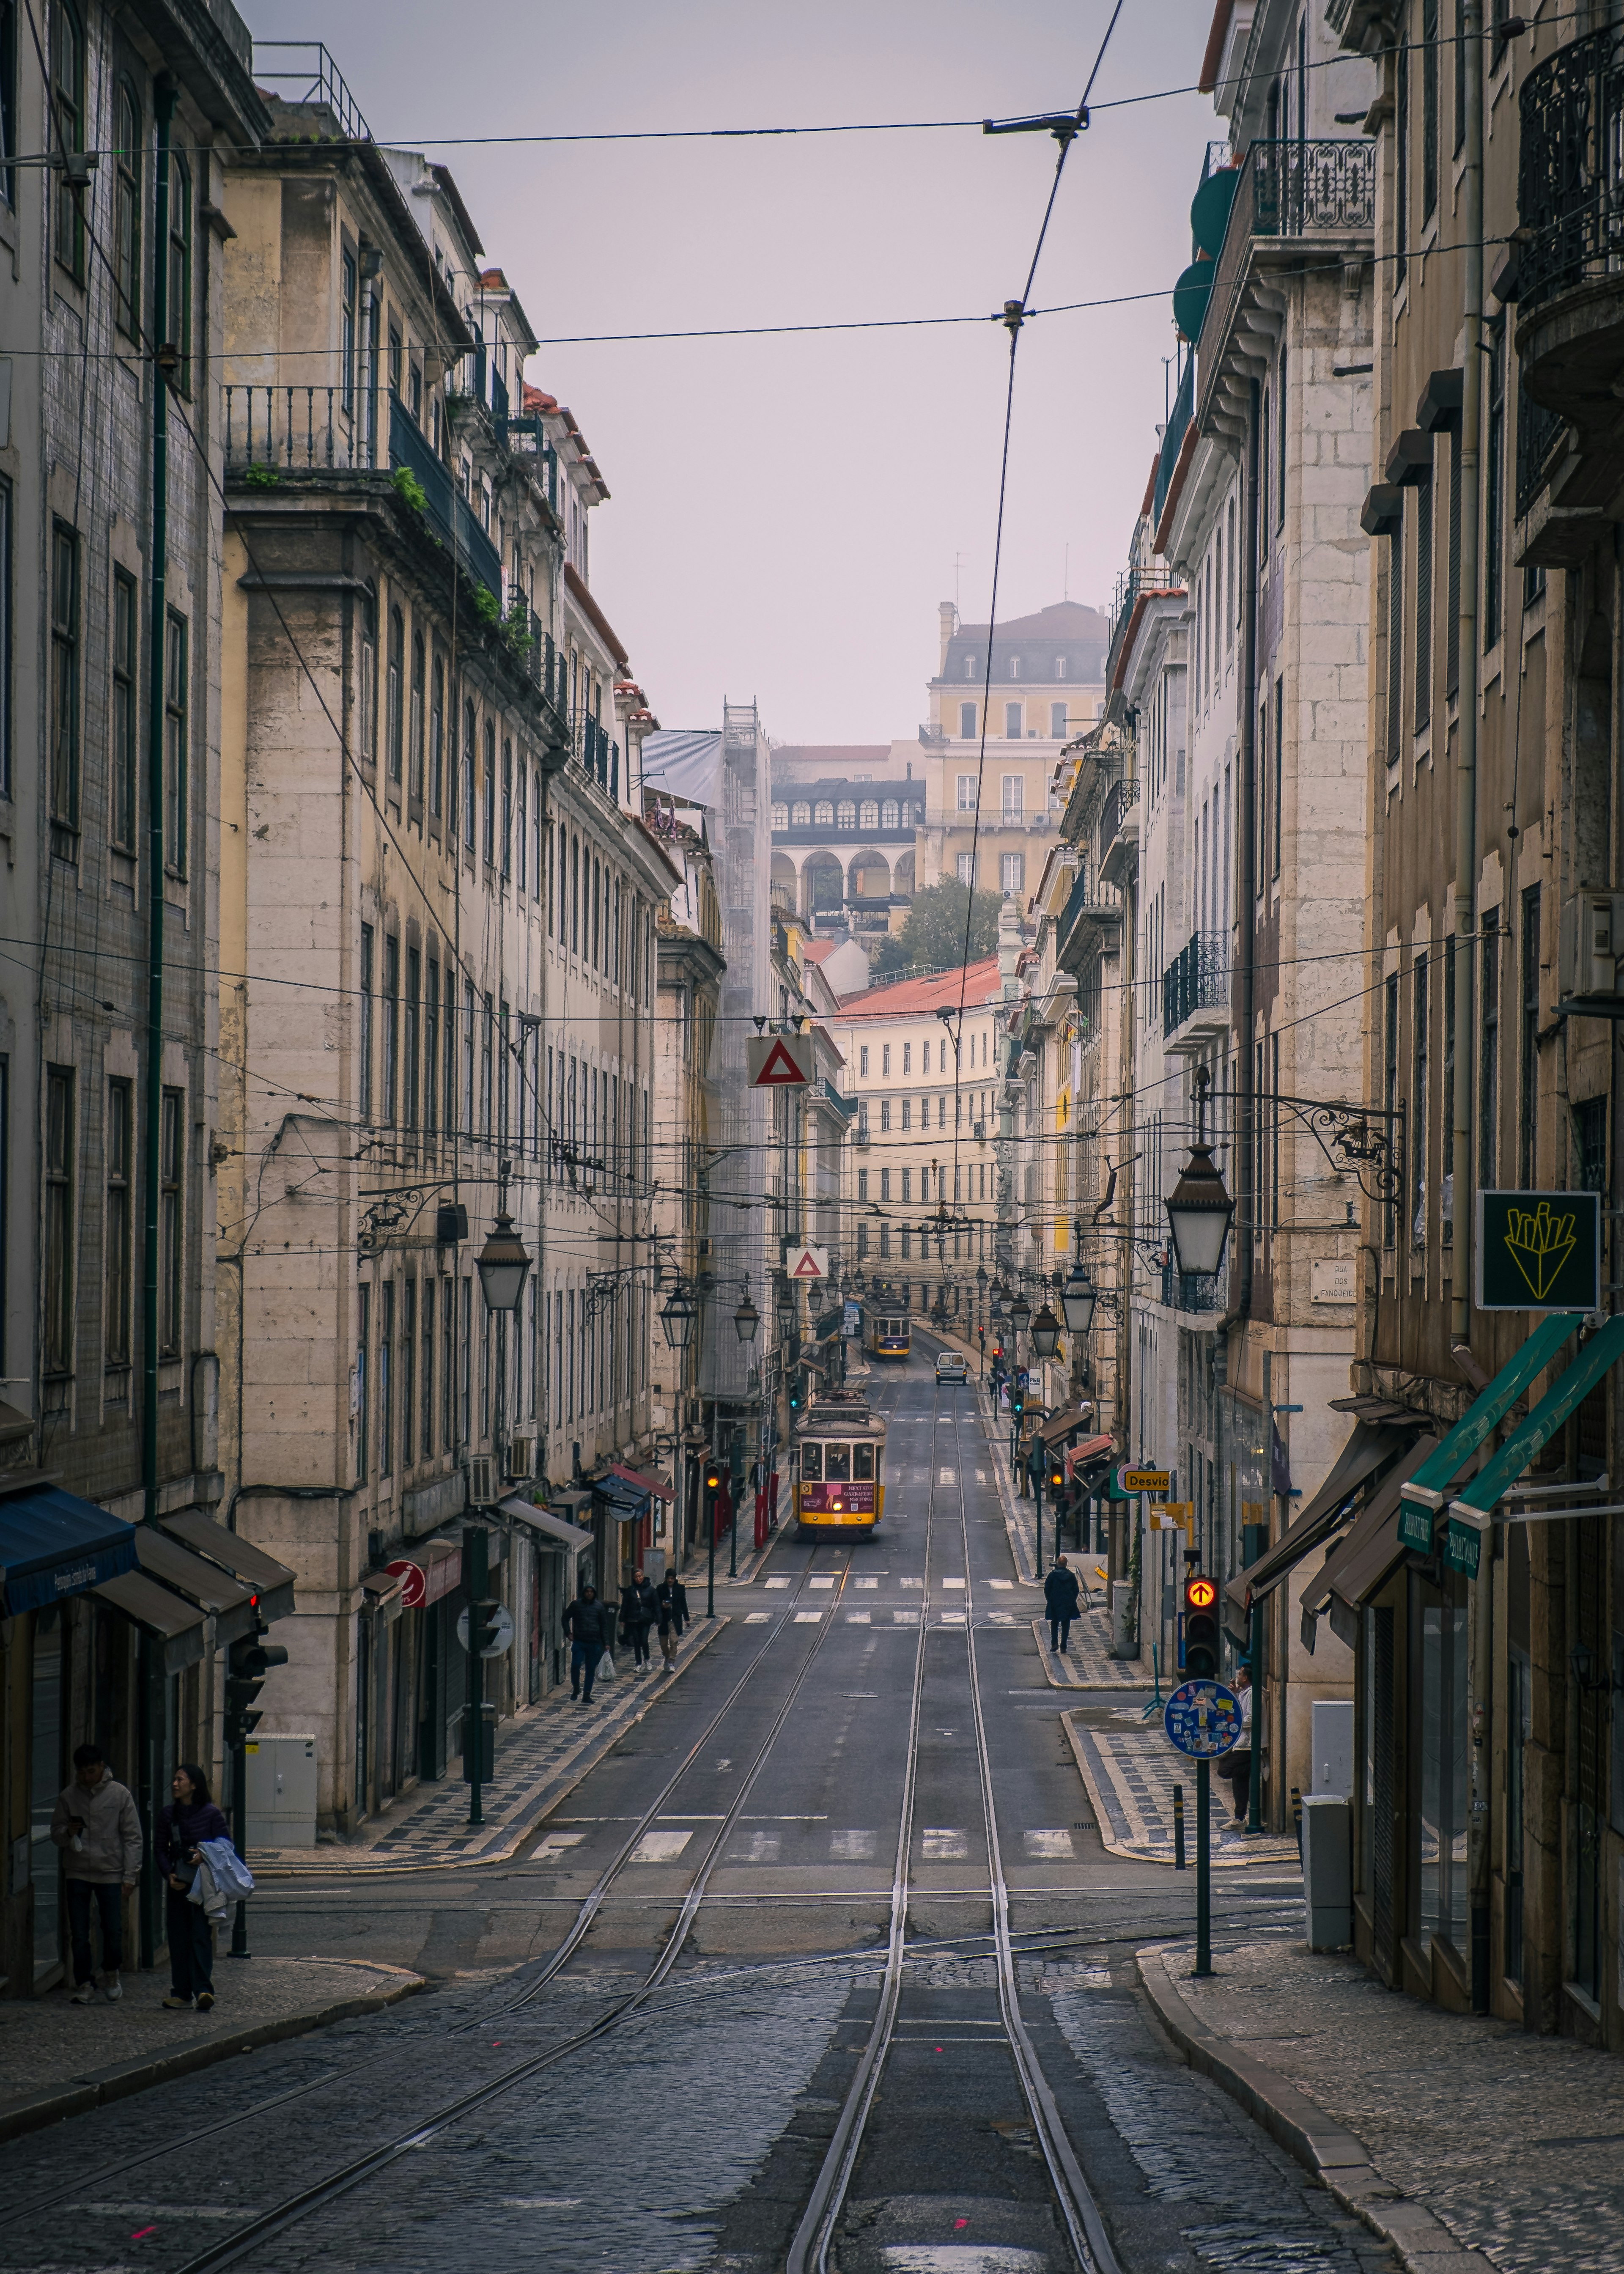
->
{"left": 50, "top": 1744, "right": 141, "bottom": 2005}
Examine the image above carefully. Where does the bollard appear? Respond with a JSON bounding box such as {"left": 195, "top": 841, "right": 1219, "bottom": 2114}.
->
{"left": 1173, "top": 1781, "right": 1186, "bottom": 1870}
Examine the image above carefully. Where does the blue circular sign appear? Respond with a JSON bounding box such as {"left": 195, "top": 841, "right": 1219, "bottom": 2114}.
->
{"left": 1164, "top": 1678, "right": 1242, "bottom": 1758}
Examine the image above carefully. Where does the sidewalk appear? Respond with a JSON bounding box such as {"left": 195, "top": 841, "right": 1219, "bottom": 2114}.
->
{"left": 1030, "top": 1615, "right": 1143, "bottom": 1689}
{"left": 0, "top": 1955, "right": 421, "bottom": 2145}
{"left": 1137, "top": 1935, "right": 1624, "bottom": 2274}
{"left": 1064, "top": 1712, "right": 1300, "bottom": 1868}
{"left": 255, "top": 1615, "right": 727, "bottom": 1875}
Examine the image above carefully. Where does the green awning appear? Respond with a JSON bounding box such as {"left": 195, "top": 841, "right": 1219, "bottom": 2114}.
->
{"left": 1447, "top": 1318, "right": 1624, "bottom": 1563}
{"left": 1392, "top": 1310, "right": 1583, "bottom": 1555}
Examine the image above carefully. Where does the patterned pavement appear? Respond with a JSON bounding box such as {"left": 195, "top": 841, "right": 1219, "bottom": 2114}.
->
{"left": 1030, "top": 1612, "right": 1146, "bottom": 1689}
{"left": 1062, "top": 1714, "right": 1300, "bottom": 1869}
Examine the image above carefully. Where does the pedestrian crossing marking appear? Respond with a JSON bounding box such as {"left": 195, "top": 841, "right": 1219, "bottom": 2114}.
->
{"left": 976, "top": 1470, "right": 988, "bottom": 1483}
{"left": 846, "top": 1611, "right": 871, "bottom": 1623}
{"left": 809, "top": 1576, "right": 836, "bottom": 1588}
{"left": 745, "top": 1612, "right": 771, "bottom": 1623}
{"left": 987, "top": 1612, "right": 1016, "bottom": 1626}
{"left": 939, "top": 1467, "right": 956, "bottom": 1481}
{"left": 1023, "top": 1829, "right": 1075, "bottom": 1859}
{"left": 533, "top": 1831, "right": 587, "bottom": 1860}
{"left": 900, "top": 1577, "right": 923, "bottom": 1587}
{"left": 831, "top": 1828, "right": 877, "bottom": 1859}
{"left": 893, "top": 1610, "right": 920, "bottom": 1624}
{"left": 794, "top": 1611, "right": 823, "bottom": 1622}
{"left": 938, "top": 1612, "right": 967, "bottom": 1626}
{"left": 943, "top": 1576, "right": 966, "bottom": 1588}
{"left": 922, "top": 1827, "right": 969, "bottom": 1859}
{"left": 764, "top": 1577, "right": 791, "bottom": 1589}
{"left": 733, "top": 1829, "right": 779, "bottom": 1861}
{"left": 630, "top": 1829, "right": 694, "bottom": 1863}
{"left": 988, "top": 1579, "right": 1013, "bottom": 1590}
{"left": 854, "top": 1576, "right": 879, "bottom": 1589}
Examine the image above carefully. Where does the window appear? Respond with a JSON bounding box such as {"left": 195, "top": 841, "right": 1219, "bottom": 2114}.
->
{"left": 1008, "top": 656, "right": 1020, "bottom": 678}
{"left": 814, "top": 800, "right": 834, "bottom": 826}
{"left": 1001, "top": 776, "right": 1024, "bottom": 821}
{"left": 400, "top": 1278, "right": 415, "bottom": 1469}
{"left": 1004, "top": 702, "right": 1023, "bottom": 739}
{"left": 429, "top": 656, "right": 444, "bottom": 818}
{"left": 859, "top": 1046, "right": 869, "bottom": 1077}
{"left": 462, "top": 980, "right": 475, "bottom": 1132}
{"left": 922, "top": 1041, "right": 931, "bottom": 1074}
{"left": 963, "top": 654, "right": 977, "bottom": 678}
{"left": 421, "top": 1278, "right": 434, "bottom": 1461}
{"left": 882, "top": 1044, "right": 890, "bottom": 1076}
{"left": 880, "top": 1168, "right": 892, "bottom": 1201}
{"left": 386, "top": 609, "right": 403, "bottom": 785}
{"left": 341, "top": 251, "right": 357, "bottom": 412}
{"left": 0, "top": 477, "right": 8, "bottom": 798}
{"left": 1276, "top": 347, "right": 1287, "bottom": 533}
{"left": 1259, "top": 387, "right": 1270, "bottom": 563}
{"left": 1272, "top": 675, "right": 1283, "bottom": 880}
{"left": 379, "top": 1280, "right": 393, "bottom": 1478}
{"left": 498, "top": 1002, "right": 510, "bottom": 1144}
{"left": 1050, "top": 701, "right": 1068, "bottom": 737}
{"left": 771, "top": 801, "right": 789, "bottom": 829}
{"left": 404, "top": 946, "right": 420, "bottom": 1131}
{"left": 111, "top": 570, "right": 137, "bottom": 850}
{"left": 1479, "top": 913, "right": 1500, "bottom": 1185}
{"left": 957, "top": 853, "right": 975, "bottom": 886}
{"left": 837, "top": 800, "right": 856, "bottom": 827}
{"left": 44, "top": 1066, "right": 75, "bottom": 1373}
{"left": 859, "top": 799, "right": 879, "bottom": 828}
{"left": 881, "top": 798, "right": 899, "bottom": 826}
{"left": 1520, "top": 886, "right": 1540, "bottom": 1187}
{"left": 534, "top": 771, "right": 543, "bottom": 898}
{"left": 880, "top": 1099, "right": 891, "bottom": 1131}
{"left": 1386, "top": 516, "right": 1404, "bottom": 768}
{"left": 517, "top": 761, "right": 527, "bottom": 890}
{"left": 159, "top": 1089, "right": 183, "bottom": 1357}
{"left": 462, "top": 700, "right": 476, "bottom": 849}
{"left": 1415, "top": 471, "right": 1433, "bottom": 733}
{"left": 903, "top": 1043, "right": 911, "bottom": 1075}
{"left": 903, "top": 1100, "right": 912, "bottom": 1132}
{"left": 51, "top": 2, "right": 84, "bottom": 277}
{"left": 957, "top": 775, "right": 978, "bottom": 810}
{"left": 409, "top": 634, "right": 425, "bottom": 802}
{"left": 959, "top": 703, "right": 977, "bottom": 739}
{"left": 355, "top": 1284, "right": 369, "bottom": 1483}
{"left": 165, "top": 611, "right": 187, "bottom": 872}
{"left": 441, "top": 1275, "right": 455, "bottom": 1451}
{"left": 382, "top": 935, "right": 399, "bottom": 1126}
{"left": 113, "top": 81, "right": 140, "bottom": 336}
{"left": 1054, "top": 654, "right": 1067, "bottom": 680}
{"left": 49, "top": 522, "right": 78, "bottom": 829}
{"left": 1484, "top": 321, "right": 1505, "bottom": 648}
{"left": 359, "top": 924, "right": 374, "bottom": 1120}
{"left": 1001, "top": 852, "right": 1025, "bottom": 894}
{"left": 1422, "top": 0, "right": 1439, "bottom": 223}
{"left": 105, "top": 1078, "right": 132, "bottom": 1366}
{"left": 481, "top": 994, "right": 494, "bottom": 1138}
{"left": 167, "top": 151, "right": 192, "bottom": 392}
{"left": 483, "top": 721, "right": 496, "bottom": 864}
{"left": 359, "top": 602, "right": 376, "bottom": 766}
{"left": 425, "top": 959, "right": 439, "bottom": 1135}
{"left": 1412, "top": 959, "right": 1428, "bottom": 1245}
{"left": 902, "top": 1167, "right": 912, "bottom": 1203}
{"left": 501, "top": 738, "right": 513, "bottom": 876}
{"left": 792, "top": 801, "right": 811, "bottom": 826}
{"left": 1395, "top": 23, "right": 1408, "bottom": 290}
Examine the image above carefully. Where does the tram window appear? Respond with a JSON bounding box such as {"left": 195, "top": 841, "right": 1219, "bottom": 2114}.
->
{"left": 800, "top": 1443, "right": 822, "bottom": 1480}
{"left": 853, "top": 1443, "right": 875, "bottom": 1480}
{"left": 825, "top": 1444, "right": 852, "bottom": 1481}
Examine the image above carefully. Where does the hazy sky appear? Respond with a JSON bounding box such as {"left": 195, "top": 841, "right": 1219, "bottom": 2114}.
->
{"left": 244, "top": 1, "right": 1218, "bottom": 741}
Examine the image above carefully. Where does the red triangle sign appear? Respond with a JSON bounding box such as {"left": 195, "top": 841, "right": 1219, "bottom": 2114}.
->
{"left": 749, "top": 1036, "right": 810, "bottom": 1086}
{"left": 790, "top": 1247, "right": 825, "bottom": 1277}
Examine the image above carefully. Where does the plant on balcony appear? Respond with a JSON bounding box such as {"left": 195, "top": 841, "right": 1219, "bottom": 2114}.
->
{"left": 392, "top": 465, "right": 429, "bottom": 517}
{"left": 502, "top": 593, "right": 537, "bottom": 658}
{"left": 470, "top": 585, "right": 502, "bottom": 629}
{"left": 241, "top": 461, "right": 280, "bottom": 489}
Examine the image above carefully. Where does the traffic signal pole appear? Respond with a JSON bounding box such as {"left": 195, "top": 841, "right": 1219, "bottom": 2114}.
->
{"left": 1195, "top": 1756, "right": 1212, "bottom": 1975}
{"left": 465, "top": 1523, "right": 487, "bottom": 1827}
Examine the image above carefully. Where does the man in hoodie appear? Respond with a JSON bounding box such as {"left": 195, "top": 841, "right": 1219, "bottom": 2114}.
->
{"left": 562, "top": 1582, "right": 614, "bottom": 1704}
{"left": 50, "top": 1744, "right": 142, "bottom": 2004}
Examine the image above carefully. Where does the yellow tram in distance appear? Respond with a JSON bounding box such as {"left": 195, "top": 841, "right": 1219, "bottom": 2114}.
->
{"left": 865, "top": 1304, "right": 911, "bottom": 1361}
{"left": 793, "top": 1391, "right": 888, "bottom": 1538}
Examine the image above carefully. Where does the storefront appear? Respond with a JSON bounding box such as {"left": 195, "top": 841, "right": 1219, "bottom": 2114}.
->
{"left": 386, "top": 1537, "right": 462, "bottom": 1786}
{"left": 501, "top": 1498, "right": 593, "bottom": 1702}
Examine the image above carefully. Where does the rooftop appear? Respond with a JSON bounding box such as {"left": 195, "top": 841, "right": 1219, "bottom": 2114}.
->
{"left": 833, "top": 956, "right": 1001, "bottom": 1020}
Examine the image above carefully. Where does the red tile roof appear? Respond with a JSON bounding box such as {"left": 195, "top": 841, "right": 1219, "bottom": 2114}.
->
{"left": 833, "top": 956, "right": 1001, "bottom": 1019}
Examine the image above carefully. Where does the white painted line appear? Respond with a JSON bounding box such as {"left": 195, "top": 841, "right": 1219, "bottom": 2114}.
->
{"left": 854, "top": 1576, "right": 879, "bottom": 1589}
{"left": 809, "top": 1576, "right": 836, "bottom": 1589}
{"left": 733, "top": 1830, "right": 780, "bottom": 1862}
{"left": 846, "top": 1611, "right": 872, "bottom": 1623}
{"left": 763, "top": 1576, "right": 791, "bottom": 1589}
{"left": 1023, "top": 1828, "right": 1076, "bottom": 1859}
{"left": 938, "top": 1467, "right": 956, "bottom": 1481}
{"left": 987, "top": 1612, "right": 1016, "bottom": 1626}
{"left": 975, "top": 1470, "right": 988, "bottom": 1483}
{"left": 882, "top": 2249, "right": 1048, "bottom": 2271}
{"left": 893, "top": 1610, "right": 920, "bottom": 1624}
{"left": 794, "top": 1611, "right": 823, "bottom": 1623}
{"left": 921, "top": 1827, "right": 969, "bottom": 1860}
{"left": 831, "top": 1828, "right": 877, "bottom": 1859}
{"left": 900, "top": 1577, "right": 923, "bottom": 1587}
{"left": 745, "top": 1611, "right": 772, "bottom": 1623}
{"left": 502, "top": 2198, "right": 584, "bottom": 2210}
{"left": 938, "top": 1612, "right": 967, "bottom": 1626}
{"left": 629, "top": 1829, "right": 694, "bottom": 1864}
{"left": 943, "top": 1576, "right": 966, "bottom": 1589}
{"left": 988, "top": 1579, "right": 1014, "bottom": 1590}
{"left": 533, "top": 1832, "right": 587, "bottom": 1859}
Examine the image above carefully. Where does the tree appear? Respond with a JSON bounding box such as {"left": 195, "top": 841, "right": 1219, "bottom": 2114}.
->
{"left": 869, "top": 879, "right": 1002, "bottom": 980}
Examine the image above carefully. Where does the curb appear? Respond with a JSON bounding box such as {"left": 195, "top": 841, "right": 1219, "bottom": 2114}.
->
{"left": 1060, "top": 1714, "right": 1299, "bottom": 1870}
{"left": 1029, "top": 1617, "right": 1143, "bottom": 1692}
{"left": 0, "top": 1961, "right": 424, "bottom": 2147}
{"left": 255, "top": 1617, "right": 729, "bottom": 1878}
{"left": 1134, "top": 1942, "right": 1497, "bottom": 2274}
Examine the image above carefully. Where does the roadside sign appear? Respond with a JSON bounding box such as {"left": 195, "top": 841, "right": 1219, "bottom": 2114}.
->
{"left": 1149, "top": 1500, "right": 1192, "bottom": 1532}
{"left": 1163, "top": 1678, "right": 1242, "bottom": 1758}
{"left": 785, "top": 1244, "right": 828, "bottom": 1280}
{"left": 1475, "top": 1189, "right": 1599, "bottom": 1311}
{"left": 1118, "top": 1467, "right": 1171, "bottom": 1495}
{"left": 455, "top": 1603, "right": 515, "bottom": 1659}
{"left": 746, "top": 1034, "right": 812, "bottom": 1088}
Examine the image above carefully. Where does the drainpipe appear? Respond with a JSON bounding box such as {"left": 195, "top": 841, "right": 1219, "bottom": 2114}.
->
{"left": 1234, "top": 376, "right": 1262, "bottom": 1327}
{"left": 1457, "top": 0, "right": 1491, "bottom": 2017}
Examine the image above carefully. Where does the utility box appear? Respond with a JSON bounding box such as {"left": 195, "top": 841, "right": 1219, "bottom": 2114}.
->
{"left": 244, "top": 1733, "right": 318, "bottom": 1851}
{"left": 1110, "top": 1581, "right": 1136, "bottom": 1659}
{"left": 1301, "top": 1795, "right": 1352, "bottom": 1949}
{"left": 1311, "top": 1699, "right": 1355, "bottom": 1798}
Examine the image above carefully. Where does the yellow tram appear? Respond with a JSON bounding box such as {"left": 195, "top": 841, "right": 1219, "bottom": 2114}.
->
{"left": 793, "top": 1390, "right": 889, "bottom": 1538}
{"left": 864, "top": 1304, "right": 911, "bottom": 1361}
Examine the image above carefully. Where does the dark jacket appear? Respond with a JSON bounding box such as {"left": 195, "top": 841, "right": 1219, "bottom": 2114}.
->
{"left": 619, "top": 1578, "right": 657, "bottom": 1638}
{"left": 1043, "top": 1566, "right": 1081, "bottom": 1619}
{"left": 156, "top": 1797, "right": 230, "bottom": 1882}
{"left": 562, "top": 1596, "right": 613, "bottom": 1651}
{"left": 654, "top": 1577, "right": 689, "bottom": 1634}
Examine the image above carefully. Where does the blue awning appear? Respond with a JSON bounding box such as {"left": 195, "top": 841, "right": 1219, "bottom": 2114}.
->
{"left": 592, "top": 1475, "right": 648, "bottom": 1518}
{"left": 0, "top": 1485, "right": 139, "bottom": 1615}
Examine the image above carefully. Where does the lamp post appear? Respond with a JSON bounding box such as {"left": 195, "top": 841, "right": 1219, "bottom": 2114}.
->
{"left": 1164, "top": 1140, "right": 1236, "bottom": 1281}
{"left": 1060, "top": 1255, "right": 1098, "bottom": 1338}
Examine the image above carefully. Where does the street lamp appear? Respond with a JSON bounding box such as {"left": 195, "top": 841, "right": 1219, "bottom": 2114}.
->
{"left": 733, "top": 1292, "right": 760, "bottom": 1343}
{"left": 1009, "top": 1291, "right": 1031, "bottom": 1334}
{"left": 1060, "top": 1260, "right": 1098, "bottom": 1337}
{"left": 1165, "top": 1140, "right": 1235, "bottom": 1278}
{"left": 1030, "top": 1302, "right": 1061, "bottom": 1360}
{"left": 807, "top": 1280, "right": 824, "bottom": 1316}
{"left": 659, "top": 1288, "right": 697, "bottom": 1349}
{"left": 775, "top": 1281, "right": 796, "bottom": 1338}
{"left": 475, "top": 1206, "right": 531, "bottom": 1313}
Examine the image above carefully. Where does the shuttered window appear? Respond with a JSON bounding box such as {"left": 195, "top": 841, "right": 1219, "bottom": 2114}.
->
{"left": 1446, "top": 429, "right": 1461, "bottom": 699}
{"left": 1386, "top": 516, "right": 1404, "bottom": 765}
{"left": 1415, "top": 470, "right": 1432, "bottom": 733}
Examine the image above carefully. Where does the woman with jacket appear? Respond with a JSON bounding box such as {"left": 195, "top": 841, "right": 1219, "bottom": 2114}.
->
{"left": 155, "top": 1763, "right": 228, "bottom": 2011}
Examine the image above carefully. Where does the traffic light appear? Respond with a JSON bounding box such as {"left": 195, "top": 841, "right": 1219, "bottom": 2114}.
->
{"left": 469, "top": 1598, "right": 502, "bottom": 1655}
{"left": 1011, "top": 1384, "right": 1025, "bottom": 1417}
{"left": 1183, "top": 1574, "right": 1220, "bottom": 1679}
{"left": 1048, "top": 1461, "right": 1065, "bottom": 1495}
{"left": 704, "top": 1464, "right": 722, "bottom": 1494}
{"left": 787, "top": 1373, "right": 802, "bottom": 1414}
{"left": 225, "top": 1624, "right": 288, "bottom": 1743}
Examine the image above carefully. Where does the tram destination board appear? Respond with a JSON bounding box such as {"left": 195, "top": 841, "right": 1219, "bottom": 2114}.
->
{"left": 1163, "top": 1678, "right": 1242, "bottom": 1757}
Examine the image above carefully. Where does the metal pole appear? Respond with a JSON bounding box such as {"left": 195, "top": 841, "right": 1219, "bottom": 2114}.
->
{"left": 1173, "top": 1782, "right": 1186, "bottom": 1871}
{"left": 1195, "top": 1756, "right": 1212, "bottom": 1973}
{"left": 465, "top": 1522, "right": 487, "bottom": 1826}
{"left": 705, "top": 1464, "right": 717, "bottom": 1620}
{"left": 228, "top": 1728, "right": 250, "bottom": 1958}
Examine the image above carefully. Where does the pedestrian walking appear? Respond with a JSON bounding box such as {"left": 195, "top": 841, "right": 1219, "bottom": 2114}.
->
{"left": 51, "top": 1744, "right": 141, "bottom": 2005}
{"left": 653, "top": 1569, "right": 689, "bottom": 1668}
{"left": 156, "top": 1763, "right": 228, "bottom": 2012}
{"left": 1224, "top": 1665, "right": 1254, "bottom": 1826}
{"left": 1043, "top": 1555, "right": 1081, "bottom": 1653}
{"left": 619, "top": 1568, "right": 657, "bottom": 1673}
{"left": 562, "top": 1583, "right": 613, "bottom": 1704}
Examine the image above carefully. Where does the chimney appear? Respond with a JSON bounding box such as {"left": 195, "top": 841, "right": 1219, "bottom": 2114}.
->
{"left": 938, "top": 600, "right": 957, "bottom": 676}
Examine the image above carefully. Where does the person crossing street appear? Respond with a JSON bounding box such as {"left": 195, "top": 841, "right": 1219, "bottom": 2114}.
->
{"left": 1044, "top": 1554, "right": 1081, "bottom": 1654}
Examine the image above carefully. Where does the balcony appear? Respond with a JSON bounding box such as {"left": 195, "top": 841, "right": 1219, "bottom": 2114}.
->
{"left": 1161, "top": 1261, "right": 1222, "bottom": 1314}
{"left": 1153, "top": 356, "right": 1194, "bottom": 533}
{"left": 1097, "top": 776, "right": 1140, "bottom": 891}
{"left": 1196, "top": 138, "right": 1375, "bottom": 437}
{"left": 577, "top": 714, "right": 620, "bottom": 800}
{"left": 1055, "top": 864, "right": 1122, "bottom": 974}
{"left": 1160, "top": 929, "right": 1229, "bottom": 1050}
{"left": 1105, "top": 566, "right": 1181, "bottom": 689}
{"left": 1513, "top": 28, "right": 1624, "bottom": 552}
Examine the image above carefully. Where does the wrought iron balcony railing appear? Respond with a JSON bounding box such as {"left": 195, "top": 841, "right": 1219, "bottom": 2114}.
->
{"left": 1153, "top": 355, "right": 1194, "bottom": 531}
{"left": 1106, "top": 566, "right": 1181, "bottom": 684}
{"left": 1161, "top": 928, "right": 1229, "bottom": 1035}
{"left": 1517, "top": 27, "right": 1624, "bottom": 315}
{"left": 1098, "top": 775, "right": 1140, "bottom": 860}
{"left": 1161, "top": 1261, "right": 1222, "bottom": 1313}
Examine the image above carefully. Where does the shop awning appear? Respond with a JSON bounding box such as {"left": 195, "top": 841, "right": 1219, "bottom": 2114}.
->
{"left": 503, "top": 1497, "right": 593, "bottom": 1552}
{"left": 91, "top": 1568, "right": 208, "bottom": 1674}
{"left": 1038, "top": 1400, "right": 1097, "bottom": 1446}
{"left": 611, "top": 1462, "right": 672, "bottom": 1501}
{"left": 1448, "top": 1314, "right": 1624, "bottom": 1555}
{"left": 0, "top": 1483, "right": 138, "bottom": 1615}
{"left": 160, "top": 1511, "right": 296, "bottom": 1623}
{"left": 134, "top": 1528, "right": 257, "bottom": 1646}
{"left": 593, "top": 1474, "right": 649, "bottom": 1518}
{"left": 1399, "top": 1310, "right": 1583, "bottom": 1513}
{"left": 386, "top": 1535, "right": 461, "bottom": 1609}
{"left": 1224, "top": 1422, "right": 1414, "bottom": 1626}
{"left": 1064, "top": 1433, "right": 1114, "bottom": 1480}
{"left": 1306, "top": 1435, "right": 1442, "bottom": 1652}
{"left": 362, "top": 1569, "right": 406, "bottom": 1623}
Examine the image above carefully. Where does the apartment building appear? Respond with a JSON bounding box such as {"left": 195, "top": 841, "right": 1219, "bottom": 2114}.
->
{"left": 0, "top": 0, "right": 274, "bottom": 1992}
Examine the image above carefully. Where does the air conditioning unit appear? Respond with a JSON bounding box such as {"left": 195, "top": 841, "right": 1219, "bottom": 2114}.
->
{"left": 507, "top": 1436, "right": 534, "bottom": 1481}
{"left": 1560, "top": 891, "right": 1624, "bottom": 1008}
{"left": 467, "top": 1453, "right": 497, "bottom": 1507}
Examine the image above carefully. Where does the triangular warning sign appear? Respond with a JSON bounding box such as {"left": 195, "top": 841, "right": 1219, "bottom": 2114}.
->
{"left": 747, "top": 1035, "right": 811, "bottom": 1087}
{"left": 790, "top": 1249, "right": 823, "bottom": 1277}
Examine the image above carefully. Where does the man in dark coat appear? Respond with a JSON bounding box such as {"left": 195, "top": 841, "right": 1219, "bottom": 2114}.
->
{"left": 619, "top": 1569, "right": 658, "bottom": 1674}
{"left": 562, "top": 1584, "right": 614, "bottom": 1703}
{"left": 1043, "top": 1556, "right": 1082, "bottom": 1653}
{"left": 653, "top": 1572, "right": 689, "bottom": 1670}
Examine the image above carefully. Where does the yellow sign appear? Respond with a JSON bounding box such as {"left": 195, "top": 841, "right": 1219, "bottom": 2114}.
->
{"left": 1121, "top": 1468, "right": 1171, "bottom": 1494}
{"left": 1149, "top": 1500, "right": 1191, "bottom": 1532}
